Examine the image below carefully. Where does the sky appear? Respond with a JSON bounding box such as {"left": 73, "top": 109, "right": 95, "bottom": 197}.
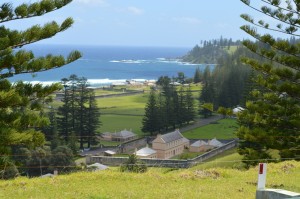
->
{"left": 7, "top": 0, "right": 257, "bottom": 47}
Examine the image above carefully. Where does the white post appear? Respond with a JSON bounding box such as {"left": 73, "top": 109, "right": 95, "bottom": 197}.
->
{"left": 54, "top": 170, "right": 58, "bottom": 176}
{"left": 257, "top": 163, "right": 267, "bottom": 190}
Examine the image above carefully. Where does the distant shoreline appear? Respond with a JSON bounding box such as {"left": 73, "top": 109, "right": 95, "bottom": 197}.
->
{"left": 20, "top": 78, "right": 157, "bottom": 87}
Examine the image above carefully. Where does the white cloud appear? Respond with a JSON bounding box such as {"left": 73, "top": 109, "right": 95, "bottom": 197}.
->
{"left": 127, "top": 6, "right": 144, "bottom": 15}
{"left": 173, "top": 17, "right": 201, "bottom": 25}
{"left": 75, "top": 0, "right": 108, "bottom": 6}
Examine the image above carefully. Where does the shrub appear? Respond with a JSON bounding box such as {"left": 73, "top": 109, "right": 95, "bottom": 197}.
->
{"left": 120, "top": 154, "right": 147, "bottom": 173}
{"left": 0, "top": 164, "right": 19, "bottom": 179}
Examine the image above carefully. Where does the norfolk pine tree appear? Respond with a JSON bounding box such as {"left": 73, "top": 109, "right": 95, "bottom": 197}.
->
{"left": 238, "top": 0, "right": 300, "bottom": 165}
{"left": 0, "top": 0, "right": 81, "bottom": 177}
{"left": 142, "top": 88, "right": 160, "bottom": 135}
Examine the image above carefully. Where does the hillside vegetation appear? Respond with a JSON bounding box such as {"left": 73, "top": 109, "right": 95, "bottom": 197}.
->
{"left": 0, "top": 161, "right": 299, "bottom": 199}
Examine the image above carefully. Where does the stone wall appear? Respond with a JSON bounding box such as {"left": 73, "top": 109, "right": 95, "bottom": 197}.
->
{"left": 117, "top": 137, "right": 148, "bottom": 153}
{"left": 87, "top": 139, "right": 238, "bottom": 168}
{"left": 188, "top": 139, "right": 238, "bottom": 167}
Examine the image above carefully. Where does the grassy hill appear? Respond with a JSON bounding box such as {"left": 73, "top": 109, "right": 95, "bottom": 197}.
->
{"left": 1, "top": 161, "right": 299, "bottom": 199}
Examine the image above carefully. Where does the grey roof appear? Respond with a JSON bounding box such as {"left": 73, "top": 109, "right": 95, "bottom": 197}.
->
{"left": 233, "top": 106, "right": 245, "bottom": 114}
{"left": 112, "top": 130, "right": 136, "bottom": 138}
{"left": 191, "top": 140, "right": 208, "bottom": 147}
{"left": 182, "top": 137, "right": 190, "bottom": 144}
{"left": 104, "top": 150, "right": 116, "bottom": 155}
{"left": 161, "top": 130, "right": 184, "bottom": 143}
{"left": 136, "top": 147, "right": 157, "bottom": 157}
{"left": 209, "top": 138, "right": 223, "bottom": 147}
{"left": 87, "top": 163, "right": 109, "bottom": 171}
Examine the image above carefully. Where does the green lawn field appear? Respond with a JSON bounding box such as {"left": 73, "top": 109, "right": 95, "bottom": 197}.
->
{"left": 100, "top": 114, "right": 144, "bottom": 135}
{"left": 98, "top": 94, "right": 148, "bottom": 115}
{"left": 183, "top": 118, "right": 238, "bottom": 139}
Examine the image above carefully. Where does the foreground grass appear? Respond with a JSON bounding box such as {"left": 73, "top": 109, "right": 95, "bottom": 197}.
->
{"left": 1, "top": 161, "right": 299, "bottom": 199}
{"left": 183, "top": 118, "right": 238, "bottom": 139}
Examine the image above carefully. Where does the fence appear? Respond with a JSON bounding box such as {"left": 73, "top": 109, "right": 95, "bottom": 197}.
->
{"left": 86, "top": 139, "right": 238, "bottom": 168}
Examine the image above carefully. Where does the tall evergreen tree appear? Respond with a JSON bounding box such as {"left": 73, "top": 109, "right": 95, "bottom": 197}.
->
{"left": 193, "top": 67, "right": 202, "bottom": 83}
{"left": 76, "top": 77, "right": 89, "bottom": 149}
{"left": 142, "top": 89, "right": 160, "bottom": 135}
{"left": 238, "top": 0, "right": 300, "bottom": 166}
{"left": 86, "top": 91, "right": 101, "bottom": 148}
{"left": 0, "top": 0, "right": 80, "bottom": 177}
{"left": 177, "top": 87, "right": 187, "bottom": 126}
{"left": 57, "top": 78, "right": 72, "bottom": 142}
{"left": 199, "top": 66, "right": 215, "bottom": 117}
{"left": 57, "top": 75, "right": 100, "bottom": 149}
{"left": 184, "top": 86, "right": 196, "bottom": 124}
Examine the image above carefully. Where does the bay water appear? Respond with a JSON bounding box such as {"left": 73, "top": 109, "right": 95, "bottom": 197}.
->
{"left": 9, "top": 45, "right": 212, "bottom": 86}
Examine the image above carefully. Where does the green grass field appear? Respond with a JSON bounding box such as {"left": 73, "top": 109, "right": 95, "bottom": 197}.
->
{"left": 98, "top": 94, "right": 148, "bottom": 115}
{"left": 1, "top": 160, "right": 299, "bottom": 199}
{"left": 183, "top": 118, "right": 238, "bottom": 139}
{"left": 101, "top": 114, "right": 143, "bottom": 135}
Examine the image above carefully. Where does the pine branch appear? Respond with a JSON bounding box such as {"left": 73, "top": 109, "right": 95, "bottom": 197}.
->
{"left": 241, "top": 25, "right": 300, "bottom": 59}
{"left": 0, "top": 0, "right": 73, "bottom": 24}
{"left": 0, "top": 18, "right": 74, "bottom": 51}
{"left": 240, "top": 1, "right": 300, "bottom": 31}
{"left": 0, "top": 50, "right": 81, "bottom": 78}
{"left": 242, "top": 40, "right": 300, "bottom": 72}
{"left": 261, "top": 0, "right": 298, "bottom": 15}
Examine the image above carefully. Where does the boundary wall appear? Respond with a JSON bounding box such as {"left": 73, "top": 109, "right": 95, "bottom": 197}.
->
{"left": 87, "top": 139, "right": 238, "bottom": 168}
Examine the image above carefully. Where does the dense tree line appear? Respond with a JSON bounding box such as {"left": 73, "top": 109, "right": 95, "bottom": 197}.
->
{"left": 182, "top": 37, "right": 242, "bottom": 64}
{"left": 0, "top": 0, "right": 81, "bottom": 179}
{"left": 11, "top": 146, "right": 75, "bottom": 178}
{"left": 196, "top": 47, "right": 253, "bottom": 116}
{"left": 142, "top": 77, "right": 196, "bottom": 135}
{"left": 57, "top": 75, "right": 101, "bottom": 150}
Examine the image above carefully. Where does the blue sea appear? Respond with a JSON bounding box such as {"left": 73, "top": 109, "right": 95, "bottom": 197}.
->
{"left": 9, "top": 45, "right": 213, "bottom": 86}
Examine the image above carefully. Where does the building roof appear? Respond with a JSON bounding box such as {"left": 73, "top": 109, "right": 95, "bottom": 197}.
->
{"left": 136, "top": 147, "right": 157, "bottom": 157}
{"left": 208, "top": 138, "right": 223, "bottom": 147}
{"left": 87, "top": 163, "right": 109, "bottom": 171}
{"left": 101, "top": 132, "right": 111, "bottom": 136}
{"left": 191, "top": 140, "right": 208, "bottom": 147}
{"left": 233, "top": 106, "right": 245, "bottom": 114}
{"left": 112, "top": 129, "right": 136, "bottom": 138}
{"left": 104, "top": 150, "right": 116, "bottom": 155}
{"left": 160, "top": 130, "right": 184, "bottom": 143}
{"left": 182, "top": 137, "right": 190, "bottom": 144}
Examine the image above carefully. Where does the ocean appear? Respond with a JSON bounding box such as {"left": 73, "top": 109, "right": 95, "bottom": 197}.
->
{"left": 9, "top": 45, "right": 212, "bottom": 86}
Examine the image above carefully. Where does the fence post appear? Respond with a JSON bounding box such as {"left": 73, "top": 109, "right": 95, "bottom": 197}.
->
{"left": 257, "top": 163, "right": 267, "bottom": 190}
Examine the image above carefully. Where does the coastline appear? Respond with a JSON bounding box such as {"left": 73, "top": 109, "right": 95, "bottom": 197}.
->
{"left": 22, "top": 78, "right": 157, "bottom": 87}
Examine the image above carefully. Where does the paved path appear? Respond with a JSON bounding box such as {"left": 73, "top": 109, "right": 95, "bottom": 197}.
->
{"left": 179, "top": 115, "right": 223, "bottom": 133}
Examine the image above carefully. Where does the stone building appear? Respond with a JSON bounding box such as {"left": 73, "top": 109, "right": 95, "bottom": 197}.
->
{"left": 189, "top": 140, "right": 212, "bottom": 152}
{"left": 152, "top": 130, "right": 189, "bottom": 159}
{"left": 101, "top": 129, "right": 137, "bottom": 142}
{"left": 189, "top": 138, "right": 223, "bottom": 153}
